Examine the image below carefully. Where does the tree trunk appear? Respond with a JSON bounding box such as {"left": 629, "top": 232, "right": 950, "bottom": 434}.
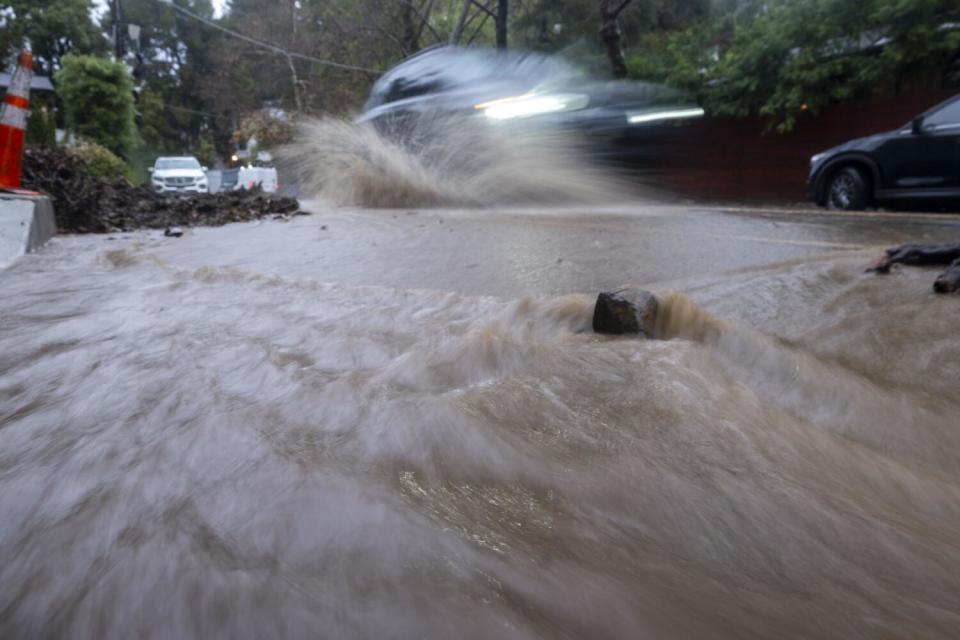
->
{"left": 111, "top": 0, "right": 124, "bottom": 59}
{"left": 402, "top": 3, "right": 419, "bottom": 52}
{"left": 450, "top": 0, "right": 471, "bottom": 44}
{"left": 496, "top": 0, "right": 508, "bottom": 49}
{"left": 599, "top": 0, "right": 631, "bottom": 79}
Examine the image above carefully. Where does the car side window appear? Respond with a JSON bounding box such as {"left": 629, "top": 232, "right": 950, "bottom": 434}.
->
{"left": 385, "top": 76, "right": 445, "bottom": 104}
{"left": 925, "top": 100, "right": 960, "bottom": 129}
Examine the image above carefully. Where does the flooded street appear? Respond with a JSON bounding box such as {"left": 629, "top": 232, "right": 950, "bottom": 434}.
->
{"left": 2, "top": 204, "right": 960, "bottom": 638}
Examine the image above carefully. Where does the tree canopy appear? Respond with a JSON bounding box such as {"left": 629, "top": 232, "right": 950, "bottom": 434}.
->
{"left": 0, "top": 0, "right": 107, "bottom": 77}
{"left": 55, "top": 54, "right": 136, "bottom": 159}
{"left": 5, "top": 0, "right": 713, "bottom": 166}
{"left": 630, "top": 0, "right": 960, "bottom": 130}
{"left": 8, "top": 0, "right": 958, "bottom": 167}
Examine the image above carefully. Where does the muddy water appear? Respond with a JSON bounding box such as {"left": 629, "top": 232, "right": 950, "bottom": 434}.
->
{"left": 2, "top": 212, "right": 960, "bottom": 639}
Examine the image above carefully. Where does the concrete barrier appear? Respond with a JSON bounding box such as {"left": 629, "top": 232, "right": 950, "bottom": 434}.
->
{"left": 0, "top": 194, "right": 56, "bottom": 268}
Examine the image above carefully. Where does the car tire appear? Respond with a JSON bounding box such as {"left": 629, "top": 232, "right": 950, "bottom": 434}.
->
{"left": 826, "top": 166, "right": 870, "bottom": 211}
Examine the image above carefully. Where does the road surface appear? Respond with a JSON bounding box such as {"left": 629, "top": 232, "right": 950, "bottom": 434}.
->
{"left": 2, "top": 202, "right": 960, "bottom": 639}
{"left": 103, "top": 202, "right": 960, "bottom": 297}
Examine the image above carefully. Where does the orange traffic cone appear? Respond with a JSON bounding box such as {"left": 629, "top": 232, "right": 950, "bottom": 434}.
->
{"left": 0, "top": 52, "right": 33, "bottom": 190}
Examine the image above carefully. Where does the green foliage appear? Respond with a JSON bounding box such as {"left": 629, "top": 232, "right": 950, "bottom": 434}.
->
{"left": 119, "top": 1, "right": 221, "bottom": 154}
{"left": 25, "top": 100, "right": 57, "bottom": 148}
{"left": 0, "top": 0, "right": 107, "bottom": 77}
{"left": 511, "top": 0, "right": 708, "bottom": 52}
{"left": 55, "top": 54, "right": 136, "bottom": 159}
{"left": 126, "top": 144, "right": 161, "bottom": 186}
{"left": 630, "top": 0, "right": 960, "bottom": 130}
{"left": 136, "top": 86, "right": 193, "bottom": 155}
{"left": 191, "top": 137, "right": 216, "bottom": 169}
{"left": 69, "top": 140, "right": 131, "bottom": 181}
{"left": 628, "top": 24, "right": 718, "bottom": 94}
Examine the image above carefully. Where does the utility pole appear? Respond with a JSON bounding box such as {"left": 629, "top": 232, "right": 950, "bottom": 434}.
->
{"left": 111, "top": 0, "right": 125, "bottom": 60}
{"left": 496, "top": 0, "right": 508, "bottom": 49}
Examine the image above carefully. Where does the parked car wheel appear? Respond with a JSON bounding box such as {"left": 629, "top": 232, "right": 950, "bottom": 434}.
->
{"left": 826, "top": 166, "right": 870, "bottom": 211}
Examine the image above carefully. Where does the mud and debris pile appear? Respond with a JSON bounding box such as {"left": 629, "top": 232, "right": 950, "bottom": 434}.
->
{"left": 22, "top": 148, "right": 304, "bottom": 234}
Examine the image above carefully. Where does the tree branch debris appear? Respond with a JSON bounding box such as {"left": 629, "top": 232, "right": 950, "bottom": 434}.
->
{"left": 22, "top": 148, "right": 304, "bottom": 234}
{"left": 867, "top": 244, "right": 960, "bottom": 293}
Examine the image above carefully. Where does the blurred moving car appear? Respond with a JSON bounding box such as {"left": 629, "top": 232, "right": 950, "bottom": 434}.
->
{"left": 808, "top": 94, "right": 960, "bottom": 210}
{"left": 356, "top": 46, "right": 704, "bottom": 161}
{"left": 149, "top": 156, "right": 209, "bottom": 194}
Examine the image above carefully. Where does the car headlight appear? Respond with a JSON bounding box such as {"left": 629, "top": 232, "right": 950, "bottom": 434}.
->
{"left": 626, "top": 107, "right": 705, "bottom": 125}
{"left": 474, "top": 92, "right": 589, "bottom": 120}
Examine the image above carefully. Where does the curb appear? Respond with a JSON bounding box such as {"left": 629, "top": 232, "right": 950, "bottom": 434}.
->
{"left": 0, "top": 194, "right": 55, "bottom": 268}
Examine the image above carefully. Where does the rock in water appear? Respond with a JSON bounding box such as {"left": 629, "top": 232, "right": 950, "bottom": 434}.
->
{"left": 593, "top": 289, "right": 659, "bottom": 337}
{"left": 934, "top": 260, "right": 960, "bottom": 294}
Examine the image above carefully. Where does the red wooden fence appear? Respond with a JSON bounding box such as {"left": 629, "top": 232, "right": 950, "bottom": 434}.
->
{"left": 641, "top": 91, "right": 957, "bottom": 203}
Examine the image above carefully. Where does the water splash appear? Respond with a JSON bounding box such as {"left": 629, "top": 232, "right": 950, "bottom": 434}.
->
{"left": 278, "top": 112, "right": 626, "bottom": 208}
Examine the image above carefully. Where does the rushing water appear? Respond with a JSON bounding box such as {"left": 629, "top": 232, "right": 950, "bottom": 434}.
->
{"left": 2, "top": 208, "right": 960, "bottom": 639}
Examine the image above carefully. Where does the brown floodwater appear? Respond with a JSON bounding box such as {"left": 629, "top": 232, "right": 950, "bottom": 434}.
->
{"left": 2, "top": 204, "right": 959, "bottom": 639}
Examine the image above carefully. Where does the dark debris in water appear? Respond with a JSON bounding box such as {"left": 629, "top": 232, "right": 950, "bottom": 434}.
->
{"left": 868, "top": 243, "right": 960, "bottom": 293}
{"left": 22, "top": 147, "right": 304, "bottom": 234}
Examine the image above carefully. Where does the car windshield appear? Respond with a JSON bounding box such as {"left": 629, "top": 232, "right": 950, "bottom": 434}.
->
{"left": 364, "top": 47, "right": 580, "bottom": 109}
{"left": 156, "top": 158, "right": 201, "bottom": 170}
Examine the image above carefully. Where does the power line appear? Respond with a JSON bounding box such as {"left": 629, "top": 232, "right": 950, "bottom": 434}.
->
{"left": 154, "top": 0, "right": 383, "bottom": 74}
{"left": 133, "top": 93, "right": 216, "bottom": 118}
{"left": 163, "top": 103, "right": 215, "bottom": 117}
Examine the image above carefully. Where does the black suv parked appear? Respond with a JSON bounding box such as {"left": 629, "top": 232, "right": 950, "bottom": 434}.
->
{"left": 807, "top": 94, "right": 960, "bottom": 210}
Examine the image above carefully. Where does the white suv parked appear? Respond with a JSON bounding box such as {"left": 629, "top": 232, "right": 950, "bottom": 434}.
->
{"left": 149, "top": 156, "right": 209, "bottom": 194}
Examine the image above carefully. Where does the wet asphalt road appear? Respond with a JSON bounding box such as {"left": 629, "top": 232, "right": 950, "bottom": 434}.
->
{"left": 120, "top": 202, "right": 960, "bottom": 299}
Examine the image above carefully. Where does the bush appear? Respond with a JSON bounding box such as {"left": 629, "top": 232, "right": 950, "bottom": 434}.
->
{"left": 70, "top": 141, "right": 130, "bottom": 181}
{"left": 54, "top": 54, "right": 136, "bottom": 159}
{"left": 127, "top": 144, "right": 160, "bottom": 185}
{"left": 25, "top": 101, "right": 57, "bottom": 148}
